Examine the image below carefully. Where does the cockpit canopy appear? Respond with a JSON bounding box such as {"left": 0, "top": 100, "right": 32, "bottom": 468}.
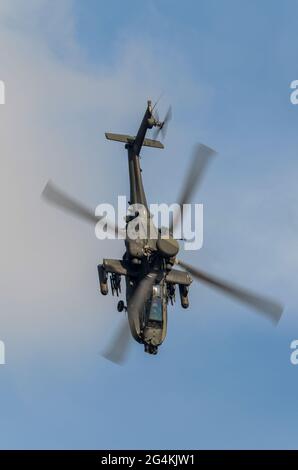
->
{"left": 146, "top": 285, "right": 163, "bottom": 323}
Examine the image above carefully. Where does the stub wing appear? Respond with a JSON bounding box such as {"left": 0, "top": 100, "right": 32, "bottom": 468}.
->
{"left": 105, "top": 133, "right": 164, "bottom": 149}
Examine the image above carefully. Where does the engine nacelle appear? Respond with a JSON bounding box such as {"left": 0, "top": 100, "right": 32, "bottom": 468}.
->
{"left": 125, "top": 239, "right": 144, "bottom": 259}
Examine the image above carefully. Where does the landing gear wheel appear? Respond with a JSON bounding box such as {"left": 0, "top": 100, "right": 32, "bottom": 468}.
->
{"left": 117, "top": 300, "right": 125, "bottom": 312}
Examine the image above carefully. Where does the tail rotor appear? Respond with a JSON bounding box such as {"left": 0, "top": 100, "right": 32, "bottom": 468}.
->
{"left": 153, "top": 105, "right": 172, "bottom": 141}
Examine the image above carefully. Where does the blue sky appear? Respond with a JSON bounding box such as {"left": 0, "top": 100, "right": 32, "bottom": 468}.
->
{"left": 0, "top": 0, "right": 298, "bottom": 449}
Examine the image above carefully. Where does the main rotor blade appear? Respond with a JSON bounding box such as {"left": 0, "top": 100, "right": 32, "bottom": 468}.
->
{"left": 102, "top": 319, "right": 131, "bottom": 365}
{"left": 42, "top": 180, "right": 99, "bottom": 223}
{"left": 178, "top": 260, "right": 284, "bottom": 325}
{"left": 42, "top": 180, "right": 123, "bottom": 236}
{"left": 170, "top": 143, "right": 216, "bottom": 234}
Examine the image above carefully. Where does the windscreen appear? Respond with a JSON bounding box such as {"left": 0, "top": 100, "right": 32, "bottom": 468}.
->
{"left": 148, "top": 297, "right": 163, "bottom": 322}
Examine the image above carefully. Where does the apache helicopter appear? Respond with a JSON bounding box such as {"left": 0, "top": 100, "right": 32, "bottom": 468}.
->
{"left": 42, "top": 99, "right": 283, "bottom": 363}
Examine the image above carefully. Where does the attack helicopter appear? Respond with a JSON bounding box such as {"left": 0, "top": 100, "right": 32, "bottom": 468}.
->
{"left": 42, "top": 100, "right": 283, "bottom": 363}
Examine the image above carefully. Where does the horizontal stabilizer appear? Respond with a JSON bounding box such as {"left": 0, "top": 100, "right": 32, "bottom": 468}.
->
{"left": 143, "top": 137, "right": 164, "bottom": 149}
{"left": 105, "top": 133, "right": 164, "bottom": 149}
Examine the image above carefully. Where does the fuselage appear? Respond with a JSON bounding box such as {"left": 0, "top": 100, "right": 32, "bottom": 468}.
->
{"left": 102, "top": 101, "right": 191, "bottom": 355}
{"left": 124, "top": 101, "right": 168, "bottom": 353}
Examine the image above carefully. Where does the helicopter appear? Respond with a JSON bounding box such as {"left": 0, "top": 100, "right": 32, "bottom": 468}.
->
{"left": 42, "top": 99, "right": 283, "bottom": 363}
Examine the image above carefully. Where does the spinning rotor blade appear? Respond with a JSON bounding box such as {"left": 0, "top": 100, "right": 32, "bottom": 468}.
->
{"left": 178, "top": 260, "right": 283, "bottom": 325}
{"left": 152, "top": 92, "right": 164, "bottom": 111}
{"left": 42, "top": 180, "right": 123, "bottom": 235}
{"left": 102, "top": 319, "right": 131, "bottom": 365}
{"left": 170, "top": 143, "right": 216, "bottom": 234}
{"left": 161, "top": 105, "right": 172, "bottom": 140}
{"left": 152, "top": 127, "right": 159, "bottom": 141}
{"left": 153, "top": 109, "right": 160, "bottom": 126}
{"left": 153, "top": 105, "right": 172, "bottom": 140}
{"left": 42, "top": 180, "right": 98, "bottom": 223}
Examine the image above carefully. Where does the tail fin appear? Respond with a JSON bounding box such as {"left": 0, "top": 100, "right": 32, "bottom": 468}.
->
{"left": 105, "top": 133, "right": 164, "bottom": 149}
